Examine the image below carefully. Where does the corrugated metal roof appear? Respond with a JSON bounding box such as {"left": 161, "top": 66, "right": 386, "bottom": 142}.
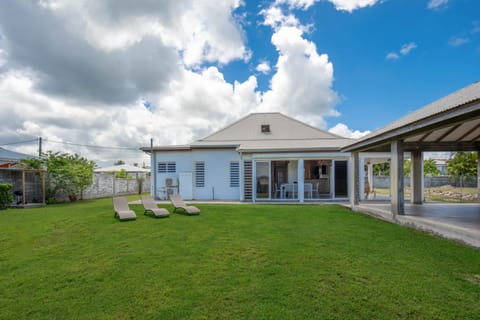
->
{"left": 143, "top": 112, "right": 351, "bottom": 153}
{"left": 200, "top": 112, "right": 343, "bottom": 141}
{"left": 345, "top": 81, "right": 480, "bottom": 150}
{"left": 0, "top": 147, "right": 37, "bottom": 161}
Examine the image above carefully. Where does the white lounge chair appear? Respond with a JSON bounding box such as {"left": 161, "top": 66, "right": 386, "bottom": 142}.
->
{"left": 141, "top": 196, "right": 169, "bottom": 218}
{"left": 113, "top": 197, "right": 136, "bottom": 221}
{"left": 169, "top": 194, "right": 200, "bottom": 215}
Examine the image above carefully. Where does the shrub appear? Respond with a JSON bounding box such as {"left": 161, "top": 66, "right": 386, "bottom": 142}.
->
{"left": 0, "top": 184, "right": 13, "bottom": 210}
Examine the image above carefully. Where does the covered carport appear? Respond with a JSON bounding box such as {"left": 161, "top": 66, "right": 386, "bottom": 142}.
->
{"left": 343, "top": 82, "right": 480, "bottom": 245}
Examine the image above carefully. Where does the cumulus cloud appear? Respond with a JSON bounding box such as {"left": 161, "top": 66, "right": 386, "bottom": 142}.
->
{"left": 258, "top": 6, "right": 339, "bottom": 128}
{"left": 0, "top": 0, "right": 378, "bottom": 165}
{"left": 256, "top": 61, "right": 271, "bottom": 74}
{"left": 427, "top": 0, "right": 448, "bottom": 10}
{"left": 328, "top": 123, "right": 370, "bottom": 139}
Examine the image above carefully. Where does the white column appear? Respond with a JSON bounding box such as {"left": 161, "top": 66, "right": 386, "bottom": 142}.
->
{"left": 350, "top": 152, "right": 360, "bottom": 207}
{"left": 411, "top": 151, "right": 424, "bottom": 204}
{"left": 151, "top": 152, "right": 156, "bottom": 198}
{"left": 391, "top": 141, "right": 405, "bottom": 216}
{"left": 359, "top": 157, "right": 365, "bottom": 200}
{"left": 367, "top": 163, "right": 374, "bottom": 196}
{"left": 298, "top": 159, "right": 304, "bottom": 203}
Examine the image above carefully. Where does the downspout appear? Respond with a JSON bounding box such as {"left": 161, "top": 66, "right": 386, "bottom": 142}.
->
{"left": 150, "top": 138, "right": 156, "bottom": 200}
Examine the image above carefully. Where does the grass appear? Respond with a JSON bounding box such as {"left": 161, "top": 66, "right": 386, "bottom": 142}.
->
{"left": 0, "top": 198, "right": 479, "bottom": 319}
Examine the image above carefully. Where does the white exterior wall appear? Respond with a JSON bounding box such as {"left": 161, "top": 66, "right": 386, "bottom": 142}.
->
{"left": 154, "top": 151, "right": 192, "bottom": 199}
{"left": 153, "top": 149, "right": 241, "bottom": 200}
{"left": 192, "top": 149, "right": 241, "bottom": 200}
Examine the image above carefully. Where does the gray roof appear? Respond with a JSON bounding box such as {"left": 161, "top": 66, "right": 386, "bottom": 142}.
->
{"left": 0, "top": 147, "right": 37, "bottom": 162}
{"left": 343, "top": 81, "right": 480, "bottom": 151}
{"left": 143, "top": 113, "right": 352, "bottom": 153}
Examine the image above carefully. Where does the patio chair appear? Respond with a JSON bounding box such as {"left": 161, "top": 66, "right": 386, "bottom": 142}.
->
{"left": 141, "top": 196, "right": 169, "bottom": 218}
{"left": 169, "top": 194, "right": 200, "bottom": 215}
{"left": 113, "top": 197, "right": 136, "bottom": 221}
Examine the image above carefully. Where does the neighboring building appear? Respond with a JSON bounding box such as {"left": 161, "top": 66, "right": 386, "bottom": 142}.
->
{"left": 0, "top": 147, "right": 45, "bottom": 207}
{"left": 0, "top": 147, "right": 37, "bottom": 168}
{"left": 142, "top": 112, "right": 353, "bottom": 201}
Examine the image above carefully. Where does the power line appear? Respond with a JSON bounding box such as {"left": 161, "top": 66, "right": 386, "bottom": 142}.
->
{"left": 0, "top": 138, "right": 39, "bottom": 146}
{"left": 43, "top": 139, "right": 142, "bottom": 151}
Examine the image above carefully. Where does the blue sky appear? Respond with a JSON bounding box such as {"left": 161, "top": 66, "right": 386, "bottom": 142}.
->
{"left": 222, "top": 0, "right": 480, "bottom": 133}
{"left": 0, "top": 0, "right": 478, "bottom": 164}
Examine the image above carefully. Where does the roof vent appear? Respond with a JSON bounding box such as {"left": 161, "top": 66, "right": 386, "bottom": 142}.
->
{"left": 261, "top": 124, "right": 271, "bottom": 133}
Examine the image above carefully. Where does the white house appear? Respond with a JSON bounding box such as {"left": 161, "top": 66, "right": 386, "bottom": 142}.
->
{"left": 142, "top": 112, "right": 354, "bottom": 202}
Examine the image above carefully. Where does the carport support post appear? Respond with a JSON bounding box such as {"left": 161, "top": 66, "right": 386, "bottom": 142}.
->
{"left": 391, "top": 140, "right": 404, "bottom": 216}
{"left": 411, "top": 150, "right": 424, "bottom": 204}
{"left": 350, "top": 152, "right": 360, "bottom": 208}
{"left": 298, "top": 159, "right": 304, "bottom": 203}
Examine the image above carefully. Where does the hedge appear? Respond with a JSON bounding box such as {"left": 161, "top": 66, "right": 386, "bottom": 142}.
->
{"left": 0, "top": 184, "right": 13, "bottom": 210}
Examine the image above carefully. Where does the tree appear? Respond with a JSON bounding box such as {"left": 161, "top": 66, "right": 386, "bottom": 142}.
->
{"left": 373, "top": 162, "right": 390, "bottom": 176}
{"left": 423, "top": 159, "right": 441, "bottom": 176}
{"left": 115, "top": 169, "right": 133, "bottom": 179}
{"left": 447, "top": 152, "right": 478, "bottom": 187}
{"left": 114, "top": 160, "right": 125, "bottom": 165}
{"left": 43, "top": 151, "right": 96, "bottom": 202}
{"left": 404, "top": 160, "right": 411, "bottom": 177}
{"left": 0, "top": 184, "right": 13, "bottom": 210}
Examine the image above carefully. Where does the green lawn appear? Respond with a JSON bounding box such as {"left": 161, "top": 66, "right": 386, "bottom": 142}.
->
{"left": 1, "top": 198, "right": 479, "bottom": 319}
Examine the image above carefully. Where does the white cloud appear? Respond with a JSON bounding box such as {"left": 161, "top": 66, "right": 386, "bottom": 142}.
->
{"left": 386, "top": 42, "right": 417, "bottom": 61}
{"left": 327, "top": 0, "right": 380, "bottom": 12}
{"left": 427, "top": 0, "right": 448, "bottom": 10}
{"left": 328, "top": 123, "right": 370, "bottom": 139}
{"left": 400, "top": 42, "right": 417, "bottom": 55}
{"left": 448, "top": 36, "right": 470, "bottom": 47}
{"left": 386, "top": 52, "right": 400, "bottom": 60}
{"left": 256, "top": 61, "right": 271, "bottom": 74}
{"left": 38, "top": 0, "right": 249, "bottom": 68}
{"left": 275, "top": 0, "right": 380, "bottom": 12}
{"left": 258, "top": 7, "right": 339, "bottom": 128}
{"left": 0, "top": 0, "right": 380, "bottom": 165}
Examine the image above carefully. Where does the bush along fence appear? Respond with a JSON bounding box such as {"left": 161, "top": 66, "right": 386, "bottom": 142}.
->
{"left": 0, "top": 184, "right": 13, "bottom": 210}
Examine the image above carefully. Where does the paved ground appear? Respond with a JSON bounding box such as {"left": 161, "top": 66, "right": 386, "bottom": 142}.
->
{"left": 355, "top": 201, "right": 480, "bottom": 248}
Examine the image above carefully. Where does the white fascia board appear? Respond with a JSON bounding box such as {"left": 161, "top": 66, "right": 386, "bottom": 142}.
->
{"left": 250, "top": 152, "right": 351, "bottom": 160}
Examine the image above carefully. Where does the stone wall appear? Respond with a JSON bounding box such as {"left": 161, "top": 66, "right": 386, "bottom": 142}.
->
{"left": 372, "top": 175, "right": 477, "bottom": 188}
{"left": 81, "top": 174, "right": 151, "bottom": 199}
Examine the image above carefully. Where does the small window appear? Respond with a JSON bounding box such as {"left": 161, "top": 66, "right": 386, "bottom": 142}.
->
{"left": 158, "top": 162, "right": 176, "bottom": 173}
{"left": 261, "top": 124, "right": 270, "bottom": 133}
{"left": 195, "top": 161, "right": 205, "bottom": 188}
{"left": 230, "top": 161, "right": 240, "bottom": 187}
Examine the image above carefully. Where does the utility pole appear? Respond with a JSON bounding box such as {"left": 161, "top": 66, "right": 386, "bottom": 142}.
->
{"left": 38, "top": 136, "right": 42, "bottom": 157}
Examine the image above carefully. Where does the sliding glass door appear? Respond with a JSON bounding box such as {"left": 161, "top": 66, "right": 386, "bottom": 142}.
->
{"left": 255, "top": 161, "right": 270, "bottom": 199}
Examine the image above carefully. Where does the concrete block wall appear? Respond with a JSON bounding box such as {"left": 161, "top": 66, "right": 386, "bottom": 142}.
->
{"left": 82, "top": 174, "right": 151, "bottom": 199}
{"left": 372, "top": 176, "right": 477, "bottom": 188}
